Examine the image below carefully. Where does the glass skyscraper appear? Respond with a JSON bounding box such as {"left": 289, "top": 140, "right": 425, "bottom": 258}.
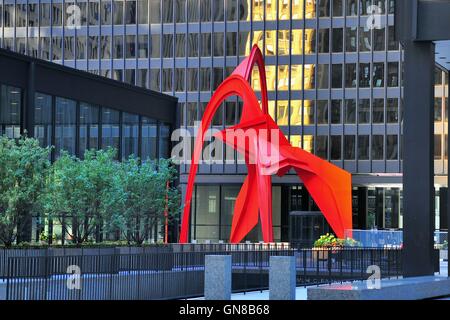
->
{"left": 1, "top": 0, "right": 448, "bottom": 245}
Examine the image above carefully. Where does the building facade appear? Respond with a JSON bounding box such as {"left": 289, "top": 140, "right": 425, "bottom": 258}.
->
{"left": 0, "top": 0, "right": 448, "bottom": 245}
{"left": 0, "top": 47, "right": 177, "bottom": 242}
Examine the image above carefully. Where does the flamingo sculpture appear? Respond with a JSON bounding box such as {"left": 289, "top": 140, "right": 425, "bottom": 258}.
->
{"left": 179, "top": 45, "right": 352, "bottom": 243}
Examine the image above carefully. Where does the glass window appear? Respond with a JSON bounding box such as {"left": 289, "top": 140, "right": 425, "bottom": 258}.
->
{"left": 359, "top": 0, "right": 371, "bottom": 15}
{"left": 28, "top": 37, "right": 39, "bottom": 58}
{"left": 435, "top": 69, "right": 443, "bottom": 85}
{"left": 125, "top": 0, "right": 136, "bottom": 24}
{"left": 100, "top": 36, "right": 111, "bottom": 59}
{"left": 3, "top": 4, "right": 13, "bottom": 27}
{"left": 38, "top": 37, "right": 49, "bottom": 59}
{"left": 374, "top": 27, "right": 385, "bottom": 51}
{"left": 318, "top": 29, "right": 330, "bottom": 53}
{"left": 345, "top": 63, "right": 357, "bottom": 88}
{"left": 373, "top": 99, "right": 384, "bottom": 123}
{"left": 76, "top": 36, "right": 87, "bottom": 60}
{"left": 373, "top": 62, "right": 384, "bottom": 87}
{"left": 0, "top": 85, "right": 21, "bottom": 139}
{"left": 346, "top": 0, "right": 358, "bottom": 16}
{"left": 317, "top": 64, "right": 329, "bottom": 89}
{"left": 163, "top": 0, "right": 173, "bottom": 23}
{"left": 345, "top": 99, "right": 356, "bottom": 124}
{"left": 175, "top": 0, "right": 186, "bottom": 23}
{"left": 359, "top": 63, "right": 370, "bottom": 88}
{"left": 214, "top": 33, "right": 224, "bottom": 56}
{"left": 332, "top": 28, "right": 343, "bottom": 52}
{"left": 52, "top": 3, "right": 63, "bottom": 26}
{"left": 333, "top": 0, "right": 344, "bottom": 16}
{"left": 388, "top": 26, "right": 399, "bottom": 51}
{"left": 358, "top": 135, "right": 369, "bottom": 160}
{"left": 319, "top": 0, "right": 330, "bottom": 17}
{"left": 226, "top": 32, "right": 237, "bottom": 56}
{"left": 201, "top": 34, "right": 212, "bottom": 57}
{"left": 64, "top": 36, "right": 75, "bottom": 60}
{"left": 387, "top": 98, "right": 399, "bottom": 123}
{"left": 175, "top": 69, "right": 185, "bottom": 92}
{"left": 40, "top": 3, "right": 51, "bottom": 26}
{"left": 34, "top": 93, "right": 52, "bottom": 148}
{"left": 141, "top": 117, "right": 157, "bottom": 160}
{"left": 137, "top": 0, "right": 148, "bottom": 24}
{"left": 102, "top": 108, "right": 120, "bottom": 154}
{"left": 28, "top": 4, "right": 39, "bottom": 27}
{"left": 332, "top": 64, "right": 343, "bottom": 88}
{"left": 79, "top": 103, "right": 99, "bottom": 157}
{"left": 213, "top": 68, "right": 224, "bottom": 89}
{"left": 186, "top": 102, "right": 197, "bottom": 126}
{"left": 162, "top": 69, "right": 173, "bottom": 92}
{"left": 317, "top": 101, "right": 329, "bottom": 124}
{"left": 344, "top": 135, "right": 356, "bottom": 160}
{"left": 358, "top": 99, "right": 370, "bottom": 124}
{"left": 88, "top": 36, "right": 99, "bottom": 60}
{"left": 52, "top": 37, "right": 63, "bottom": 60}
{"left": 435, "top": 97, "right": 443, "bottom": 121}
{"left": 188, "top": 33, "right": 199, "bottom": 57}
{"left": 187, "top": 69, "right": 198, "bottom": 92}
{"left": 195, "top": 185, "right": 220, "bottom": 241}
{"left": 175, "top": 34, "right": 186, "bottom": 58}
{"left": 149, "top": 0, "right": 161, "bottom": 23}
{"left": 213, "top": 0, "right": 224, "bottom": 21}
{"left": 386, "top": 135, "right": 398, "bottom": 160}
{"left": 114, "top": 35, "right": 124, "bottom": 59}
{"left": 331, "top": 100, "right": 342, "bottom": 124}
{"left": 227, "top": 0, "right": 238, "bottom": 21}
{"left": 163, "top": 34, "right": 174, "bottom": 58}
{"left": 137, "top": 35, "right": 148, "bottom": 58}
{"left": 113, "top": 0, "right": 124, "bottom": 24}
{"left": 151, "top": 34, "right": 161, "bottom": 58}
{"left": 122, "top": 112, "right": 139, "bottom": 159}
{"left": 346, "top": 27, "right": 357, "bottom": 52}
{"left": 150, "top": 69, "right": 160, "bottom": 91}
{"left": 200, "top": 68, "right": 211, "bottom": 92}
{"left": 359, "top": 27, "right": 371, "bottom": 51}
{"left": 388, "top": 62, "right": 399, "bottom": 87}
{"left": 137, "top": 69, "right": 148, "bottom": 88}
{"left": 15, "top": 4, "right": 26, "bottom": 27}
{"left": 101, "top": 1, "right": 113, "bottom": 25}
{"left": 188, "top": 0, "right": 199, "bottom": 22}
{"left": 55, "top": 97, "right": 76, "bottom": 156}
{"left": 89, "top": 1, "right": 100, "bottom": 25}
{"left": 331, "top": 135, "right": 342, "bottom": 160}
{"left": 303, "top": 100, "right": 315, "bottom": 125}
{"left": 159, "top": 123, "right": 170, "bottom": 158}
{"left": 125, "top": 35, "right": 136, "bottom": 58}
{"left": 316, "top": 136, "right": 328, "bottom": 159}
{"left": 435, "top": 134, "right": 442, "bottom": 160}
{"left": 372, "top": 135, "right": 384, "bottom": 160}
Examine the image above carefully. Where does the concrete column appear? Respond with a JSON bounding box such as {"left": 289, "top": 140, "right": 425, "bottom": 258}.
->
{"left": 204, "top": 255, "right": 231, "bottom": 300}
{"left": 403, "top": 40, "right": 435, "bottom": 277}
{"left": 269, "top": 256, "right": 296, "bottom": 300}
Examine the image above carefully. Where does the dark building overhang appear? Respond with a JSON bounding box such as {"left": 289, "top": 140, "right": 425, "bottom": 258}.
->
{"left": 0, "top": 47, "right": 178, "bottom": 124}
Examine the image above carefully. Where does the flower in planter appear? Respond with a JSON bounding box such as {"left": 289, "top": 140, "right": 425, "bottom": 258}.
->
{"left": 313, "top": 233, "right": 344, "bottom": 249}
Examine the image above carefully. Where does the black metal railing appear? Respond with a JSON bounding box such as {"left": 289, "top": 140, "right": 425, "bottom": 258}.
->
{"left": 0, "top": 245, "right": 403, "bottom": 300}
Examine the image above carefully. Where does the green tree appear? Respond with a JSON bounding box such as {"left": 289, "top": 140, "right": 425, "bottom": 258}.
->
{"left": 108, "top": 158, "right": 180, "bottom": 245}
{"left": 43, "top": 148, "right": 120, "bottom": 245}
{"left": 0, "top": 136, "right": 51, "bottom": 246}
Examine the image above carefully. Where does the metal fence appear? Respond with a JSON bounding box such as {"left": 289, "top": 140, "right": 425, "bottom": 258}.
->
{"left": 0, "top": 245, "right": 403, "bottom": 300}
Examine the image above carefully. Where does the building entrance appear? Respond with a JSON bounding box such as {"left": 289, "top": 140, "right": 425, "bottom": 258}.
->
{"left": 289, "top": 211, "right": 330, "bottom": 248}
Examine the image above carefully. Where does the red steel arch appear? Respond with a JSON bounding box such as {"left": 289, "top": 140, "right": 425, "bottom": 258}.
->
{"left": 179, "top": 45, "right": 352, "bottom": 243}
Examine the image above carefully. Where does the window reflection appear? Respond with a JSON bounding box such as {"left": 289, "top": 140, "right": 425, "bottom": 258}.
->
{"left": 1, "top": 85, "right": 21, "bottom": 139}
{"left": 34, "top": 93, "right": 52, "bottom": 149}
{"left": 79, "top": 103, "right": 99, "bottom": 157}
{"left": 102, "top": 108, "right": 120, "bottom": 155}
{"left": 55, "top": 97, "right": 76, "bottom": 157}
{"left": 122, "top": 112, "right": 139, "bottom": 159}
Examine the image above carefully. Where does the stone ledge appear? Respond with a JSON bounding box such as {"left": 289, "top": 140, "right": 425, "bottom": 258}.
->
{"left": 307, "top": 276, "right": 450, "bottom": 300}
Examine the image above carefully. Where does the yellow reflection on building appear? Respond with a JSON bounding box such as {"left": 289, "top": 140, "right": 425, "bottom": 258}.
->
{"left": 303, "top": 135, "right": 314, "bottom": 153}
{"left": 290, "top": 135, "right": 302, "bottom": 148}
{"left": 277, "top": 100, "right": 289, "bottom": 125}
{"left": 249, "top": 1, "right": 310, "bottom": 21}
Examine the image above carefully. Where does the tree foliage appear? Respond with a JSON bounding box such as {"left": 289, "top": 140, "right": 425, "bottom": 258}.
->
{"left": 0, "top": 136, "right": 51, "bottom": 246}
{"left": 43, "top": 148, "right": 120, "bottom": 244}
{"left": 106, "top": 157, "right": 180, "bottom": 245}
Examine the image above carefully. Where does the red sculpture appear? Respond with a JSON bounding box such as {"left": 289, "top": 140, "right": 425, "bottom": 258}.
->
{"left": 179, "top": 45, "right": 352, "bottom": 243}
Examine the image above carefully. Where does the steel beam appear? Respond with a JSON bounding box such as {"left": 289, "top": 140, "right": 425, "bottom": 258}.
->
{"left": 402, "top": 40, "right": 436, "bottom": 277}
